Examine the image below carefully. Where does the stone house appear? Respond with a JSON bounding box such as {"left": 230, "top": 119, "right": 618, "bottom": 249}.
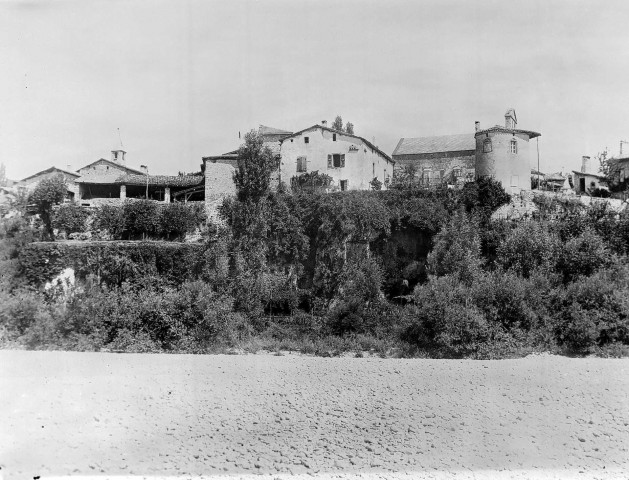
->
{"left": 279, "top": 124, "right": 395, "bottom": 191}
{"left": 474, "top": 109, "right": 541, "bottom": 194}
{"left": 17, "top": 166, "right": 81, "bottom": 200}
{"left": 77, "top": 150, "right": 203, "bottom": 205}
{"left": 391, "top": 133, "right": 475, "bottom": 186}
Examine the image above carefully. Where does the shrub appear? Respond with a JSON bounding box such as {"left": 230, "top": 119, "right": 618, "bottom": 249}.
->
{"left": 123, "top": 200, "right": 159, "bottom": 239}
{"left": 93, "top": 204, "right": 125, "bottom": 239}
{"left": 19, "top": 241, "right": 208, "bottom": 287}
{"left": 52, "top": 203, "right": 89, "bottom": 236}
{"left": 496, "top": 221, "right": 560, "bottom": 278}
{"left": 557, "top": 228, "right": 610, "bottom": 283}
{"left": 427, "top": 210, "right": 482, "bottom": 284}
{"left": 158, "top": 202, "right": 205, "bottom": 240}
{"left": 28, "top": 174, "right": 67, "bottom": 240}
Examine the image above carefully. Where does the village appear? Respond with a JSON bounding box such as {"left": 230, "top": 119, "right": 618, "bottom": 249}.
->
{"left": 3, "top": 108, "right": 629, "bottom": 222}
{"left": 2, "top": 1, "right": 629, "bottom": 479}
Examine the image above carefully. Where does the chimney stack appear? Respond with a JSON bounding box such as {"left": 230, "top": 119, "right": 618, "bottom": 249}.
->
{"left": 504, "top": 108, "right": 517, "bottom": 129}
{"left": 475, "top": 121, "right": 480, "bottom": 132}
{"left": 322, "top": 120, "right": 327, "bottom": 127}
{"left": 581, "top": 156, "right": 590, "bottom": 173}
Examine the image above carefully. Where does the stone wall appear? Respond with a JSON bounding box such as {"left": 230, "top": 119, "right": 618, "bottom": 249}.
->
{"left": 393, "top": 152, "right": 475, "bottom": 184}
{"left": 204, "top": 162, "right": 236, "bottom": 223}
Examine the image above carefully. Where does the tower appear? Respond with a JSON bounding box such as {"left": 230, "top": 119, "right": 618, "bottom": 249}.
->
{"left": 474, "top": 109, "right": 540, "bottom": 194}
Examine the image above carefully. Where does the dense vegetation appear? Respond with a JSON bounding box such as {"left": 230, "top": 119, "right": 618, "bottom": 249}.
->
{"left": 1, "top": 133, "right": 629, "bottom": 358}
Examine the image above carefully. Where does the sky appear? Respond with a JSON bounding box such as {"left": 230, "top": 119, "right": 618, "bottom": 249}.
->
{"left": 2, "top": 0, "right": 629, "bottom": 180}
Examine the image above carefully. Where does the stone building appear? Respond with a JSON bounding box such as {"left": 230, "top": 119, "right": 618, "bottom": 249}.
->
{"left": 279, "top": 124, "right": 394, "bottom": 191}
{"left": 391, "top": 133, "right": 475, "bottom": 185}
{"left": 475, "top": 109, "right": 541, "bottom": 194}
{"left": 17, "top": 166, "right": 81, "bottom": 200}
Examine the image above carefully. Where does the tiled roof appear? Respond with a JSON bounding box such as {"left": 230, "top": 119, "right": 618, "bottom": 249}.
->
{"left": 475, "top": 125, "right": 541, "bottom": 139}
{"left": 116, "top": 174, "right": 204, "bottom": 187}
{"left": 19, "top": 166, "right": 80, "bottom": 183}
{"left": 280, "top": 125, "right": 393, "bottom": 163}
{"left": 259, "top": 125, "right": 292, "bottom": 136}
{"left": 392, "top": 133, "right": 475, "bottom": 156}
{"left": 79, "top": 158, "right": 145, "bottom": 175}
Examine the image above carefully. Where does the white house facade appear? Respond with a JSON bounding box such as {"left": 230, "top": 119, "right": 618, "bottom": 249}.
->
{"left": 279, "top": 125, "right": 395, "bottom": 191}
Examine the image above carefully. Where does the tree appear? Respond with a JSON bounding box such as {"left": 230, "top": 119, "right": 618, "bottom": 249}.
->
{"left": 0, "top": 163, "right": 6, "bottom": 187}
{"left": 332, "top": 115, "right": 343, "bottom": 131}
{"left": 345, "top": 122, "right": 354, "bottom": 135}
{"left": 233, "top": 130, "right": 279, "bottom": 203}
{"left": 28, "top": 174, "right": 67, "bottom": 240}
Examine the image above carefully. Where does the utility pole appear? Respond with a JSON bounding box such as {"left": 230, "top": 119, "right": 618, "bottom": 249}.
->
{"left": 536, "top": 137, "right": 540, "bottom": 190}
{"left": 141, "top": 165, "right": 149, "bottom": 199}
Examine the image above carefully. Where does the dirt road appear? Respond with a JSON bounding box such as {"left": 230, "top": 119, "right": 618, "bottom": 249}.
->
{"left": 0, "top": 351, "right": 627, "bottom": 479}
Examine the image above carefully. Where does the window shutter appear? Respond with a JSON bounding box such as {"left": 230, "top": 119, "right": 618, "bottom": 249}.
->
{"left": 327, "top": 154, "right": 333, "bottom": 168}
{"left": 340, "top": 154, "right": 345, "bottom": 168}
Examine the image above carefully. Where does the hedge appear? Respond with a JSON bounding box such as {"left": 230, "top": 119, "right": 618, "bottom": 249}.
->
{"left": 19, "top": 240, "right": 209, "bottom": 287}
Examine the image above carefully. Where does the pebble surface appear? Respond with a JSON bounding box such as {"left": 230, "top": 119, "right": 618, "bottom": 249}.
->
{"left": 0, "top": 351, "right": 627, "bottom": 479}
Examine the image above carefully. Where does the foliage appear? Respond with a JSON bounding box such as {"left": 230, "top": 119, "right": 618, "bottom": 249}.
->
{"left": 556, "top": 228, "right": 610, "bottom": 283}
{"left": 92, "top": 204, "right": 125, "bottom": 239}
{"left": 496, "top": 221, "right": 560, "bottom": 278}
{"left": 158, "top": 202, "right": 205, "bottom": 240}
{"left": 461, "top": 176, "right": 511, "bottom": 223}
{"left": 233, "top": 130, "right": 279, "bottom": 203}
{"left": 28, "top": 174, "right": 67, "bottom": 240}
{"left": 345, "top": 122, "right": 354, "bottom": 135}
{"left": 331, "top": 115, "right": 344, "bottom": 131}
{"left": 52, "top": 203, "right": 89, "bottom": 236}
{"left": 0, "top": 162, "right": 6, "bottom": 187}
{"left": 290, "top": 171, "right": 333, "bottom": 193}
{"left": 427, "top": 210, "right": 482, "bottom": 284}
{"left": 369, "top": 177, "right": 382, "bottom": 191}
{"left": 18, "top": 240, "right": 207, "bottom": 287}
{"left": 122, "top": 200, "right": 159, "bottom": 239}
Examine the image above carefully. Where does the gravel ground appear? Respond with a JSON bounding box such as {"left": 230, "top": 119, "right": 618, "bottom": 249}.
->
{"left": 0, "top": 350, "right": 628, "bottom": 480}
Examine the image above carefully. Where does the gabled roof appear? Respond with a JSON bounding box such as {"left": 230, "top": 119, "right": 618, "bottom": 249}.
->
{"left": 75, "top": 170, "right": 127, "bottom": 184}
{"left": 572, "top": 170, "right": 607, "bottom": 180}
{"left": 475, "top": 125, "right": 541, "bottom": 139}
{"left": 392, "top": 133, "right": 475, "bottom": 156}
{"left": 79, "top": 158, "right": 145, "bottom": 175}
{"left": 19, "top": 166, "right": 81, "bottom": 183}
{"left": 280, "top": 125, "right": 393, "bottom": 163}
{"left": 115, "top": 174, "right": 204, "bottom": 187}
{"left": 259, "top": 125, "right": 292, "bottom": 136}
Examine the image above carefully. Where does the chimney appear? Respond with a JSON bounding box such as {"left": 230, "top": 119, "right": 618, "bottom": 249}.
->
{"left": 322, "top": 120, "right": 327, "bottom": 127}
{"left": 581, "top": 156, "right": 590, "bottom": 173}
{"left": 505, "top": 108, "right": 517, "bottom": 129}
{"left": 475, "top": 121, "right": 480, "bottom": 132}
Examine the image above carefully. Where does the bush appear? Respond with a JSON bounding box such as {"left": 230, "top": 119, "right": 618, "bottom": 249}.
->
{"left": 52, "top": 203, "right": 89, "bottom": 236}
{"left": 496, "top": 221, "right": 560, "bottom": 278}
{"left": 557, "top": 228, "right": 610, "bottom": 283}
{"left": 158, "top": 202, "right": 205, "bottom": 240}
{"left": 427, "top": 210, "right": 482, "bottom": 284}
{"left": 123, "top": 200, "right": 159, "bottom": 239}
{"left": 93, "top": 204, "right": 125, "bottom": 239}
{"left": 19, "top": 241, "right": 208, "bottom": 287}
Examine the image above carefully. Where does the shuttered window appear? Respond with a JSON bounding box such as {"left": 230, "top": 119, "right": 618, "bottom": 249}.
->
{"left": 296, "top": 156, "right": 307, "bottom": 173}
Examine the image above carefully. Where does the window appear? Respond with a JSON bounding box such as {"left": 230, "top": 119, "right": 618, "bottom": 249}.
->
{"left": 483, "top": 138, "right": 492, "bottom": 153}
{"left": 423, "top": 169, "right": 432, "bottom": 184}
{"left": 340, "top": 180, "right": 348, "bottom": 191}
{"left": 453, "top": 168, "right": 462, "bottom": 178}
{"left": 372, "top": 163, "right": 375, "bottom": 176}
{"left": 510, "top": 139, "right": 517, "bottom": 154}
{"left": 328, "top": 154, "right": 345, "bottom": 168}
{"left": 439, "top": 170, "right": 445, "bottom": 182}
{"left": 511, "top": 175, "right": 519, "bottom": 187}
{"left": 333, "top": 133, "right": 337, "bottom": 141}
{"left": 304, "top": 137, "right": 309, "bottom": 144}
{"left": 296, "top": 156, "right": 307, "bottom": 173}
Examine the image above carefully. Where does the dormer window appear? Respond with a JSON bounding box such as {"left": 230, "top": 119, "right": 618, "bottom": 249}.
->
{"left": 483, "top": 138, "right": 492, "bottom": 153}
{"left": 510, "top": 139, "right": 518, "bottom": 154}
